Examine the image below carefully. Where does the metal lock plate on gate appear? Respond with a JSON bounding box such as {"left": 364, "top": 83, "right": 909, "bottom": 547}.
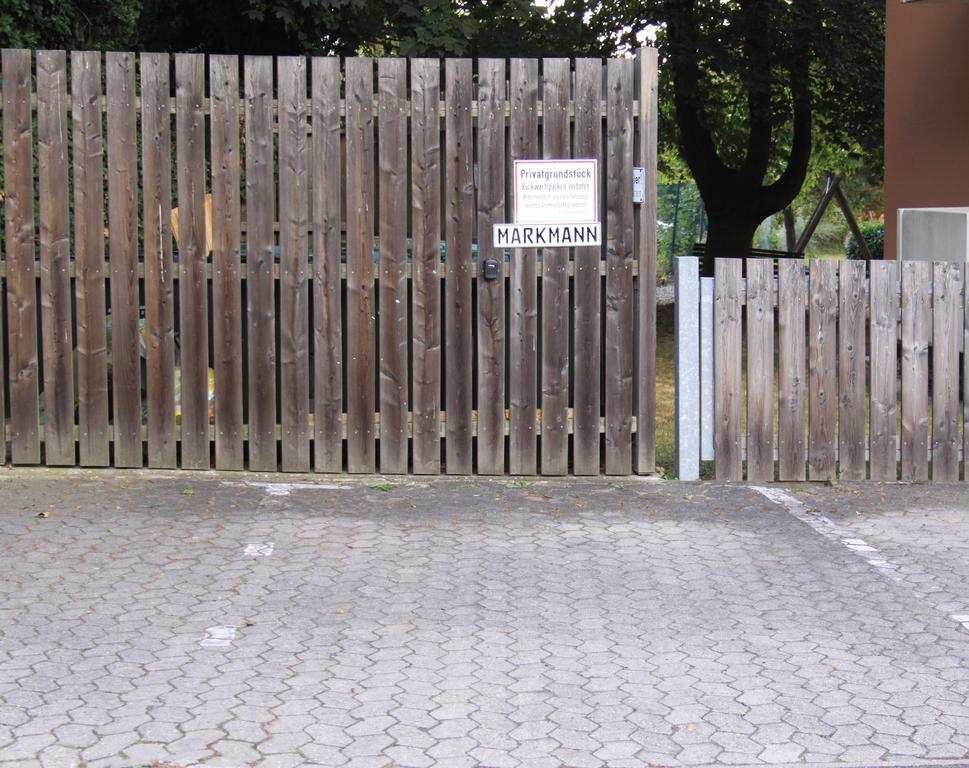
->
{"left": 483, "top": 258, "right": 500, "bottom": 281}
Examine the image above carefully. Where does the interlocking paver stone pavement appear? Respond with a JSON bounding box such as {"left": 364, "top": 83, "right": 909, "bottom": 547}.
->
{"left": 2, "top": 471, "right": 969, "bottom": 767}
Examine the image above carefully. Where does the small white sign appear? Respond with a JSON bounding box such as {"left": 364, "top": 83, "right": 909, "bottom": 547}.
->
{"left": 633, "top": 167, "right": 645, "bottom": 204}
{"left": 514, "top": 159, "right": 598, "bottom": 224}
{"left": 494, "top": 222, "right": 601, "bottom": 248}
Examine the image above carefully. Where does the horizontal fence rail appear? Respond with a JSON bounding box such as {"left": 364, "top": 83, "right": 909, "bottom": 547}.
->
{"left": 675, "top": 256, "right": 968, "bottom": 482}
{"left": 0, "top": 48, "right": 658, "bottom": 475}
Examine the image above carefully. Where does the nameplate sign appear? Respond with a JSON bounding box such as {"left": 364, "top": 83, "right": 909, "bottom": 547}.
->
{"left": 493, "top": 222, "right": 601, "bottom": 248}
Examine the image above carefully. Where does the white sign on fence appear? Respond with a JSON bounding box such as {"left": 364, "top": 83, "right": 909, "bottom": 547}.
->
{"left": 493, "top": 222, "right": 602, "bottom": 248}
{"left": 513, "top": 159, "right": 598, "bottom": 223}
{"left": 495, "top": 158, "right": 600, "bottom": 248}
{"left": 633, "top": 167, "right": 645, "bottom": 204}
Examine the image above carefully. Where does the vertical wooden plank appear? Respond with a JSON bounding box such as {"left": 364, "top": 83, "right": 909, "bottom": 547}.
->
{"left": 475, "top": 58, "right": 506, "bottom": 476}
{"left": 605, "top": 58, "right": 635, "bottom": 475}
{"left": 72, "top": 50, "right": 110, "bottom": 467}
{"left": 932, "top": 262, "right": 962, "bottom": 480}
{"left": 838, "top": 259, "right": 867, "bottom": 479}
{"left": 901, "top": 260, "right": 930, "bottom": 482}
{"left": 3, "top": 49, "right": 40, "bottom": 464}
{"left": 278, "top": 56, "right": 310, "bottom": 472}
{"left": 141, "top": 53, "right": 176, "bottom": 468}
{"left": 210, "top": 54, "right": 244, "bottom": 471}
{"left": 444, "top": 59, "right": 473, "bottom": 475}
{"left": 777, "top": 259, "right": 806, "bottom": 480}
{"left": 635, "top": 47, "right": 658, "bottom": 474}
{"left": 411, "top": 59, "right": 441, "bottom": 475}
{"left": 539, "top": 58, "right": 570, "bottom": 476}
{"left": 345, "top": 57, "right": 376, "bottom": 473}
{"left": 378, "top": 57, "right": 408, "bottom": 474}
{"left": 746, "top": 258, "right": 774, "bottom": 482}
{"left": 572, "top": 59, "right": 602, "bottom": 476}
{"left": 245, "top": 56, "right": 277, "bottom": 471}
{"left": 312, "top": 57, "right": 344, "bottom": 473}
{"left": 509, "top": 58, "right": 539, "bottom": 475}
{"left": 106, "top": 52, "right": 142, "bottom": 467}
{"left": 175, "top": 53, "right": 210, "bottom": 469}
{"left": 36, "top": 50, "right": 75, "bottom": 466}
{"left": 808, "top": 259, "right": 838, "bottom": 481}
{"left": 714, "top": 258, "right": 742, "bottom": 481}
{"left": 869, "top": 261, "right": 899, "bottom": 481}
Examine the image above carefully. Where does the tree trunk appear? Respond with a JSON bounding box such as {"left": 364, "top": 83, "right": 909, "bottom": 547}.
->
{"left": 701, "top": 212, "right": 760, "bottom": 276}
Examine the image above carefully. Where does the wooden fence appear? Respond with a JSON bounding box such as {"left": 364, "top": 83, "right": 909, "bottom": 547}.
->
{"left": 0, "top": 49, "right": 658, "bottom": 475}
{"left": 675, "top": 256, "right": 968, "bottom": 482}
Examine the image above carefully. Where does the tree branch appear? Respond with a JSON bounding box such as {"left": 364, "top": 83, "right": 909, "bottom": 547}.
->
{"left": 665, "top": 0, "right": 732, "bottom": 202}
{"left": 735, "top": 0, "right": 773, "bottom": 191}
{"left": 756, "top": 52, "right": 811, "bottom": 218}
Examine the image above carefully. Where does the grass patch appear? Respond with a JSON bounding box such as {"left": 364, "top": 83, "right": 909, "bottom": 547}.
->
{"left": 655, "top": 303, "right": 676, "bottom": 475}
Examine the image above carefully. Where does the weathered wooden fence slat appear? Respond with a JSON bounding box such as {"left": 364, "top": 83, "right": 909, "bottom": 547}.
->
{"left": 345, "top": 57, "right": 376, "bottom": 474}
{"left": 745, "top": 259, "right": 774, "bottom": 482}
{"left": 932, "top": 262, "right": 962, "bottom": 480}
{"left": 377, "top": 57, "right": 409, "bottom": 475}
{"left": 604, "top": 58, "right": 635, "bottom": 475}
{"left": 0, "top": 49, "right": 658, "bottom": 476}
{"left": 278, "top": 56, "right": 310, "bottom": 472}
{"left": 107, "top": 52, "right": 142, "bottom": 468}
{"left": 475, "top": 58, "right": 506, "bottom": 476}
{"left": 36, "top": 49, "right": 75, "bottom": 466}
{"left": 176, "top": 53, "right": 211, "bottom": 469}
{"left": 3, "top": 49, "right": 40, "bottom": 464}
{"left": 312, "top": 56, "right": 344, "bottom": 474}
{"left": 444, "top": 58, "right": 474, "bottom": 475}
{"left": 901, "top": 261, "right": 931, "bottom": 482}
{"left": 72, "top": 50, "right": 110, "bottom": 466}
{"left": 245, "top": 56, "right": 278, "bottom": 471}
{"left": 571, "top": 58, "right": 603, "bottom": 476}
{"left": 636, "top": 47, "right": 659, "bottom": 475}
{"left": 540, "top": 58, "right": 571, "bottom": 477}
{"left": 713, "top": 259, "right": 742, "bottom": 481}
{"left": 808, "top": 259, "right": 838, "bottom": 481}
{"left": 777, "top": 259, "right": 807, "bottom": 481}
{"left": 838, "top": 260, "right": 867, "bottom": 480}
{"left": 142, "top": 52, "right": 177, "bottom": 468}
{"left": 508, "top": 58, "right": 539, "bottom": 476}
{"left": 869, "top": 261, "right": 899, "bottom": 481}
{"left": 409, "top": 58, "right": 442, "bottom": 475}
{"left": 677, "top": 256, "right": 967, "bottom": 483}
{"left": 210, "top": 54, "right": 245, "bottom": 471}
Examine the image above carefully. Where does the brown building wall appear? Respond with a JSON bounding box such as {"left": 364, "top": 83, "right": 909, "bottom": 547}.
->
{"left": 885, "top": 0, "right": 969, "bottom": 259}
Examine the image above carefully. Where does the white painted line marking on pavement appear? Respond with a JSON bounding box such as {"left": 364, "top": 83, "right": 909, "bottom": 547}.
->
{"left": 201, "top": 626, "right": 237, "bottom": 648}
{"left": 750, "top": 486, "right": 903, "bottom": 585}
{"left": 221, "top": 481, "right": 346, "bottom": 496}
{"left": 841, "top": 538, "right": 878, "bottom": 553}
{"left": 244, "top": 542, "right": 275, "bottom": 557}
{"left": 751, "top": 486, "right": 969, "bottom": 636}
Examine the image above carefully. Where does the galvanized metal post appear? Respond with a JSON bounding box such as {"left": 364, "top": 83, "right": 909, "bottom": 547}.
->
{"left": 675, "top": 256, "right": 700, "bottom": 480}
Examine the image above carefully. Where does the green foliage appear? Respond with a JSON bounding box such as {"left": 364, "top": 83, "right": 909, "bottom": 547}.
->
{"left": 634, "top": 0, "right": 884, "bottom": 181}
{"left": 846, "top": 221, "right": 884, "bottom": 260}
{"left": 0, "top": 0, "right": 141, "bottom": 50}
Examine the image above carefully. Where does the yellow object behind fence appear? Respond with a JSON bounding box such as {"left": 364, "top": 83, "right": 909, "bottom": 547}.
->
{"left": 171, "top": 193, "right": 214, "bottom": 256}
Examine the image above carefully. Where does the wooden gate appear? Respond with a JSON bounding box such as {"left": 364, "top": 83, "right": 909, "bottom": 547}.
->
{"left": 0, "top": 49, "right": 658, "bottom": 475}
